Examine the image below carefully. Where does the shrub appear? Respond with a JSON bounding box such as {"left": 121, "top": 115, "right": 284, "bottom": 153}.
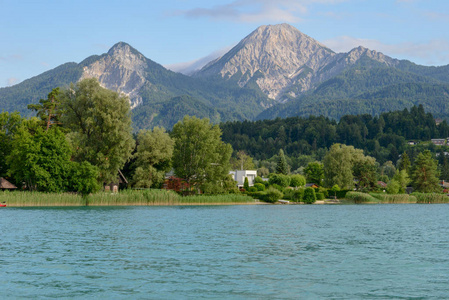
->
{"left": 254, "top": 176, "right": 265, "bottom": 185}
{"left": 269, "top": 173, "right": 291, "bottom": 187}
{"left": 317, "top": 187, "right": 328, "bottom": 198}
{"left": 282, "top": 189, "right": 295, "bottom": 200}
{"left": 315, "top": 192, "right": 325, "bottom": 200}
{"left": 271, "top": 184, "right": 285, "bottom": 192}
{"left": 293, "top": 188, "right": 304, "bottom": 202}
{"left": 254, "top": 183, "right": 265, "bottom": 191}
{"left": 243, "top": 177, "right": 250, "bottom": 190}
{"left": 248, "top": 186, "right": 258, "bottom": 193}
{"left": 290, "top": 174, "right": 306, "bottom": 187}
{"left": 265, "top": 187, "right": 283, "bottom": 203}
{"left": 345, "top": 191, "right": 377, "bottom": 203}
{"left": 303, "top": 187, "right": 316, "bottom": 204}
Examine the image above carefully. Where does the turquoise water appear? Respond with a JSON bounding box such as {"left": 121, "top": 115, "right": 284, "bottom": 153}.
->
{"left": 1, "top": 205, "right": 448, "bottom": 299}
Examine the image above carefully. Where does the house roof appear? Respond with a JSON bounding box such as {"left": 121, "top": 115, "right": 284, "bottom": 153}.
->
{"left": 0, "top": 177, "right": 17, "bottom": 189}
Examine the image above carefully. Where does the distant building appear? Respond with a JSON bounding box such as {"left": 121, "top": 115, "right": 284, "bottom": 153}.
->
{"left": 230, "top": 170, "right": 257, "bottom": 188}
{"left": 0, "top": 177, "right": 17, "bottom": 191}
{"left": 104, "top": 170, "right": 128, "bottom": 193}
{"left": 305, "top": 183, "right": 319, "bottom": 188}
{"left": 435, "top": 118, "right": 443, "bottom": 125}
{"left": 431, "top": 139, "right": 446, "bottom": 146}
{"left": 408, "top": 141, "right": 417, "bottom": 145}
{"left": 377, "top": 181, "right": 387, "bottom": 188}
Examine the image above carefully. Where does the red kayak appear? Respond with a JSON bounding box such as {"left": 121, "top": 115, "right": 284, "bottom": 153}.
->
{"left": 0, "top": 204, "right": 6, "bottom": 207}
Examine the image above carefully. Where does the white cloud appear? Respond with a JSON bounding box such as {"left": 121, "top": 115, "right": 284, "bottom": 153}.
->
{"left": 323, "top": 36, "right": 449, "bottom": 65}
{"left": 174, "top": 0, "right": 347, "bottom": 23}
{"left": 165, "top": 46, "right": 232, "bottom": 74}
{"left": 6, "top": 77, "right": 20, "bottom": 86}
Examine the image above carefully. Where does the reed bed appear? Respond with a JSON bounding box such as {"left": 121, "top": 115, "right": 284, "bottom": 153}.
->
{"left": 369, "top": 193, "right": 417, "bottom": 204}
{"left": 345, "top": 191, "right": 379, "bottom": 203}
{"left": 413, "top": 193, "right": 449, "bottom": 204}
{"left": 1, "top": 189, "right": 256, "bottom": 207}
{"left": 0, "top": 191, "right": 86, "bottom": 206}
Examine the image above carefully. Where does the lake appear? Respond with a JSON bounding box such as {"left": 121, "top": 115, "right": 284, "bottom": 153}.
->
{"left": 1, "top": 204, "right": 448, "bottom": 299}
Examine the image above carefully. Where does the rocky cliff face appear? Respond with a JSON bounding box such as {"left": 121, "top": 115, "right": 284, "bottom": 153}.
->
{"left": 195, "top": 24, "right": 400, "bottom": 102}
{"left": 80, "top": 42, "right": 147, "bottom": 108}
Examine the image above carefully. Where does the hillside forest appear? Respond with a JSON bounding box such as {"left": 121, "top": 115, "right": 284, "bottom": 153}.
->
{"left": 1, "top": 79, "right": 449, "bottom": 201}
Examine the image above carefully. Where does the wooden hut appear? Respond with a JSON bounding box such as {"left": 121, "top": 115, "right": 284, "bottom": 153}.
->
{"left": 104, "top": 170, "right": 128, "bottom": 193}
{"left": 0, "top": 177, "right": 17, "bottom": 191}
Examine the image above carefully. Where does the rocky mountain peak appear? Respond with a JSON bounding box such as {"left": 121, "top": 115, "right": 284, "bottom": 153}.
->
{"left": 80, "top": 42, "right": 148, "bottom": 108}
{"left": 195, "top": 24, "right": 335, "bottom": 100}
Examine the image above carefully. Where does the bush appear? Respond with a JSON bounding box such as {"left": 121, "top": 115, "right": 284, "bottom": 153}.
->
{"left": 271, "top": 184, "right": 285, "bottom": 192}
{"left": 269, "top": 173, "right": 291, "bottom": 187}
{"left": 283, "top": 189, "right": 295, "bottom": 200}
{"left": 265, "top": 188, "right": 283, "bottom": 203}
{"left": 315, "top": 192, "right": 325, "bottom": 200}
{"left": 303, "top": 187, "right": 316, "bottom": 204}
{"left": 248, "top": 186, "right": 257, "bottom": 193}
{"left": 345, "top": 191, "right": 377, "bottom": 203}
{"left": 254, "top": 183, "right": 265, "bottom": 191}
{"left": 293, "top": 188, "right": 304, "bottom": 202}
{"left": 254, "top": 176, "right": 265, "bottom": 185}
{"left": 317, "top": 187, "right": 329, "bottom": 198}
{"left": 290, "top": 174, "right": 306, "bottom": 187}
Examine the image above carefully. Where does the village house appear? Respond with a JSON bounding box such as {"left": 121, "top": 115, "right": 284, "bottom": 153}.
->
{"left": 431, "top": 139, "right": 446, "bottom": 146}
{"left": 229, "top": 170, "right": 257, "bottom": 188}
{"left": 0, "top": 177, "right": 17, "bottom": 191}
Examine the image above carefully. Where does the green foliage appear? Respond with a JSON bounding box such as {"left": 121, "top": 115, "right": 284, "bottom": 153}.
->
{"left": 253, "top": 183, "right": 265, "bottom": 191}
{"left": 323, "top": 144, "right": 358, "bottom": 189}
{"left": 263, "top": 187, "right": 284, "bottom": 203}
{"left": 132, "top": 127, "right": 174, "bottom": 188}
{"left": 268, "top": 173, "right": 291, "bottom": 187}
{"left": 27, "top": 88, "right": 62, "bottom": 130}
{"left": 243, "top": 177, "right": 250, "bottom": 190}
{"left": 60, "top": 78, "right": 135, "bottom": 183}
{"left": 303, "top": 187, "right": 317, "bottom": 204}
{"left": 171, "top": 116, "right": 232, "bottom": 192}
{"left": 386, "top": 179, "right": 401, "bottom": 194}
{"left": 304, "top": 162, "right": 324, "bottom": 185}
{"left": 248, "top": 186, "right": 257, "bottom": 193}
{"left": 0, "top": 111, "right": 23, "bottom": 178}
{"left": 68, "top": 161, "right": 101, "bottom": 196}
{"left": 370, "top": 193, "right": 416, "bottom": 203}
{"left": 231, "top": 150, "right": 255, "bottom": 170}
{"left": 290, "top": 174, "right": 306, "bottom": 187}
{"left": 315, "top": 192, "right": 325, "bottom": 200}
{"left": 276, "top": 149, "right": 289, "bottom": 175}
{"left": 412, "top": 150, "right": 441, "bottom": 193}
{"left": 392, "top": 169, "right": 411, "bottom": 193}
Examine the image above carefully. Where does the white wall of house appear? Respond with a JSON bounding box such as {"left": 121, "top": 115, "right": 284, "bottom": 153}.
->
{"left": 230, "top": 170, "right": 257, "bottom": 187}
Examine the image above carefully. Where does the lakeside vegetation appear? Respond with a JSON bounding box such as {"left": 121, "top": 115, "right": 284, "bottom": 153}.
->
{"left": 0, "top": 190, "right": 256, "bottom": 207}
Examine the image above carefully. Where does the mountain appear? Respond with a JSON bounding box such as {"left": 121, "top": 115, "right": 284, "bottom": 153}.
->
{"left": 2, "top": 24, "right": 449, "bottom": 129}
{"left": 0, "top": 42, "right": 269, "bottom": 129}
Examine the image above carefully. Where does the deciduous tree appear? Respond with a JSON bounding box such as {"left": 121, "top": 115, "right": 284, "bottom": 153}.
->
{"left": 412, "top": 150, "right": 440, "bottom": 193}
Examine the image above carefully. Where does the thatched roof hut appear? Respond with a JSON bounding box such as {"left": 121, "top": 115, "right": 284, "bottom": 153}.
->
{"left": 0, "top": 177, "right": 17, "bottom": 190}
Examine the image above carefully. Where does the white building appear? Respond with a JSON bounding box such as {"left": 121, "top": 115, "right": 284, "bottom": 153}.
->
{"left": 230, "top": 170, "right": 257, "bottom": 188}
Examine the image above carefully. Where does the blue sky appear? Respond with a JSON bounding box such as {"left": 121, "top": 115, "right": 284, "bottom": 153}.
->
{"left": 1, "top": 0, "right": 448, "bottom": 87}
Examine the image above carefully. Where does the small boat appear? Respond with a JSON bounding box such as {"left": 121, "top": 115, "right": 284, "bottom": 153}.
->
{"left": 0, "top": 204, "right": 6, "bottom": 207}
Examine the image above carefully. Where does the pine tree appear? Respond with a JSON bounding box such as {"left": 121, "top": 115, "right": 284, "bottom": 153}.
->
{"left": 412, "top": 150, "right": 440, "bottom": 193}
{"left": 398, "top": 151, "right": 411, "bottom": 175}
{"left": 276, "top": 149, "right": 289, "bottom": 175}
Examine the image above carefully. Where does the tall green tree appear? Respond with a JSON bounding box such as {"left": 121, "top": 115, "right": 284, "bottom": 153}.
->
{"left": 60, "top": 78, "right": 135, "bottom": 183}
{"left": 0, "top": 111, "right": 23, "bottom": 179}
{"left": 276, "top": 149, "right": 289, "bottom": 175}
{"left": 398, "top": 151, "right": 411, "bottom": 175}
{"left": 304, "top": 162, "right": 324, "bottom": 185}
{"left": 171, "top": 116, "right": 232, "bottom": 192}
{"left": 231, "top": 150, "right": 255, "bottom": 170}
{"left": 27, "top": 88, "right": 62, "bottom": 130}
{"left": 132, "top": 127, "right": 174, "bottom": 188}
{"left": 412, "top": 150, "right": 440, "bottom": 193}
{"left": 323, "top": 144, "right": 357, "bottom": 189}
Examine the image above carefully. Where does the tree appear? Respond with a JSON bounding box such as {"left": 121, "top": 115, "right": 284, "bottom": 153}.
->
{"left": 243, "top": 177, "right": 249, "bottom": 190}
{"left": 7, "top": 122, "right": 99, "bottom": 194}
{"left": 412, "top": 150, "right": 440, "bottom": 193}
{"left": 60, "top": 78, "right": 135, "bottom": 183}
{"left": 0, "top": 111, "right": 23, "bottom": 179}
{"left": 323, "top": 144, "right": 357, "bottom": 189}
{"left": 303, "top": 187, "right": 317, "bottom": 204}
{"left": 398, "top": 151, "right": 411, "bottom": 175}
{"left": 392, "top": 169, "right": 411, "bottom": 193}
{"left": 304, "top": 162, "right": 324, "bottom": 185}
{"left": 171, "top": 116, "right": 232, "bottom": 192}
{"left": 276, "top": 149, "right": 289, "bottom": 175}
{"left": 27, "top": 88, "right": 62, "bottom": 130}
{"left": 132, "top": 127, "right": 174, "bottom": 188}
{"left": 352, "top": 155, "right": 377, "bottom": 191}
{"left": 231, "top": 150, "right": 255, "bottom": 170}
{"left": 290, "top": 174, "right": 306, "bottom": 188}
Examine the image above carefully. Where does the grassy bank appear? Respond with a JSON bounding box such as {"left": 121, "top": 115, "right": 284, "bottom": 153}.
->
{"left": 0, "top": 190, "right": 256, "bottom": 207}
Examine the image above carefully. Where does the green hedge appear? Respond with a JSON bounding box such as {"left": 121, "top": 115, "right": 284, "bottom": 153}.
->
{"left": 315, "top": 192, "right": 325, "bottom": 200}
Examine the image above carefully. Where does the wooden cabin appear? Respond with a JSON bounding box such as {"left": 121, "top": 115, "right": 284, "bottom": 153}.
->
{"left": 0, "top": 177, "right": 17, "bottom": 191}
